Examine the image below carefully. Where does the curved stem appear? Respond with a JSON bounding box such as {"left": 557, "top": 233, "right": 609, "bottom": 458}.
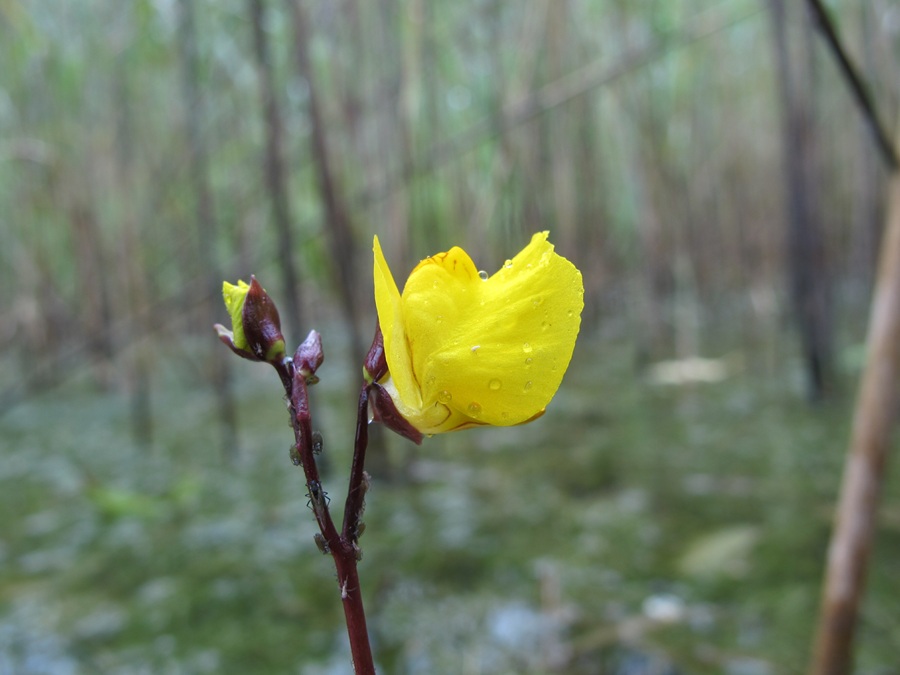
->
{"left": 342, "top": 385, "right": 370, "bottom": 540}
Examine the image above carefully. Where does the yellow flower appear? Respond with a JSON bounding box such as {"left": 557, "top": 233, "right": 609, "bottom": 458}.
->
{"left": 222, "top": 280, "right": 252, "bottom": 351}
{"left": 373, "top": 231, "right": 583, "bottom": 436}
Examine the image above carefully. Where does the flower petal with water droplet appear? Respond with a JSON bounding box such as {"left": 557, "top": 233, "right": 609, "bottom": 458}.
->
{"left": 372, "top": 232, "right": 583, "bottom": 435}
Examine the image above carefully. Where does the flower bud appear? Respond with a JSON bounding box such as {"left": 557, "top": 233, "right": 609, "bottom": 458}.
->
{"left": 215, "top": 276, "right": 286, "bottom": 364}
{"left": 294, "top": 330, "right": 324, "bottom": 383}
{"left": 363, "top": 323, "right": 387, "bottom": 384}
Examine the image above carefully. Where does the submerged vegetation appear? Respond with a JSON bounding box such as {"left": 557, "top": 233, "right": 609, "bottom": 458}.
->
{"left": 2, "top": 334, "right": 899, "bottom": 673}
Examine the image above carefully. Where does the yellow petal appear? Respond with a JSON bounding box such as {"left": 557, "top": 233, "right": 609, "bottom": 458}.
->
{"left": 372, "top": 236, "right": 420, "bottom": 413}
{"left": 222, "top": 280, "right": 250, "bottom": 350}
{"left": 403, "top": 231, "right": 583, "bottom": 427}
{"left": 402, "top": 245, "right": 480, "bottom": 398}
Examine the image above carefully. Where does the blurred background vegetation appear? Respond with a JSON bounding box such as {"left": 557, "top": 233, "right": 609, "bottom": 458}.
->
{"left": 2, "top": 0, "right": 899, "bottom": 673}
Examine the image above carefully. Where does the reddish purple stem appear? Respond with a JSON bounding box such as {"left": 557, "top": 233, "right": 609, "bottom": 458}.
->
{"left": 275, "top": 358, "right": 376, "bottom": 674}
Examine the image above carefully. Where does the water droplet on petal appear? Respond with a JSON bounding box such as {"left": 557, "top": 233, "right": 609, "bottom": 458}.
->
{"left": 524, "top": 381, "right": 533, "bottom": 391}
{"left": 426, "top": 373, "right": 436, "bottom": 385}
{"left": 523, "top": 343, "right": 533, "bottom": 353}
{"left": 541, "top": 321, "right": 550, "bottom": 331}
{"left": 478, "top": 270, "right": 489, "bottom": 281}
{"left": 503, "top": 259, "right": 513, "bottom": 269}
{"left": 532, "top": 296, "right": 543, "bottom": 307}
{"left": 438, "top": 390, "right": 452, "bottom": 403}
{"left": 432, "top": 280, "right": 439, "bottom": 288}
{"left": 489, "top": 379, "right": 501, "bottom": 391}
{"left": 525, "top": 357, "right": 533, "bottom": 366}
{"left": 567, "top": 309, "right": 574, "bottom": 318}
{"left": 436, "top": 315, "right": 443, "bottom": 324}
{"left": 467, "top": 402, "right": 482, "bottom": 415}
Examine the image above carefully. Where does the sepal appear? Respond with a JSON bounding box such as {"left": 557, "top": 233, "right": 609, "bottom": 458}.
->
{"left": 368, "top": 383, "right": 424, "bottom": 445}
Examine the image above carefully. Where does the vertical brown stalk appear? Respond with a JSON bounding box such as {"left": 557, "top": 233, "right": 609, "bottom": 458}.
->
{"left": 177, "top": 0, "right": 238, "bottom": 458}
{"left": 849, "top": 1, "right": 883, "bottom": 289}
{"left": 70, "top": 204, "right": 114, "bottom": 384}
{"left": 287, "top": 0, "right": 363, "bottom": 361}
{"left": 809, "top": 176, "right": 900, "bottom": 675}
{"left": 112, "top": 25, "right": 154, "bottom": 447}
{"left": 768, "top": 0, "right": 832, "bottom": 401}
{"left": 248, "top": 0, "right": 304, "bottom": 341}
{"left": 546, "top": 0, "right": 576, "bottom": 256}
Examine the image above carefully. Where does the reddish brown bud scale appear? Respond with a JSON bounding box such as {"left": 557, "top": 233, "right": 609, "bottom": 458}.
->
{"left": 363, "top": 323, "right": 387, "bottom": 383}
{"left": 294, "top": 330, "right": 324, "bottom": 376}
{"left": 243, "top": 276, "right": 286, "bottom": 363}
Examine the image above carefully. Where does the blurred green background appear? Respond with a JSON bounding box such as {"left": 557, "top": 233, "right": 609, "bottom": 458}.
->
{"left": 2, "top": 0, "right": 899, "bottom": 673}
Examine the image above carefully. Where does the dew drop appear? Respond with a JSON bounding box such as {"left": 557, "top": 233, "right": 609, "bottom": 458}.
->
{"left": 467, "top": 401, "right": 482, "bottom": 415}
{"left": 426, "top": 373, "right": 436, "bottom": 385}
{"left": 478, "top": 270, "right": 489, "bottom": 281}
{"left": 503, "top": 259, "right": 513, "bottom": 269}
{"left": 489, "top": 378, "right": 502, "bottom": 391}
{"left": 541, "top": 321, "right": 550, "bottom": 331}
{"left": 524, "top": 381, "right": 533, "bottom": 391}
{"left": 438, "top": 390, "right": 452, "bottom": 403}
{"left": 436, "top": 315, "right": 443, "bottom": 324}
{"left": 567, "top": 309, "right": 574, "bottom": 318}
{"left": 523, "top": 342, "right": 533, "bottom": 353}
{"left": 532, "top": 296, "right": 543, "bottom": 307}
{"left": 432, "top": 280, "right": 439, "bottom": 288}
{"left": 525, "top": 357, "right": 533, "bottom": 366}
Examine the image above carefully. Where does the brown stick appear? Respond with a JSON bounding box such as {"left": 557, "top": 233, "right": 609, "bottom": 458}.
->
{"left": 248, "top": 0, "right": 304, "bottom": 341}
{"left": 809, "top": 176, "right": 900, "bottom": 674}
{"left": 287, "top": 0, "right": 363, "bottom": 361}
{"left": 177, "top": 0, "right": 238, "bottom": 459}
{"left": 803, "top": 0, "right": 898, "bottom": 171}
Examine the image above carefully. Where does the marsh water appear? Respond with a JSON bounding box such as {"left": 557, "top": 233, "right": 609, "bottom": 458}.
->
{"left": 2, "top": 333, "right": 898, "bottom": 674}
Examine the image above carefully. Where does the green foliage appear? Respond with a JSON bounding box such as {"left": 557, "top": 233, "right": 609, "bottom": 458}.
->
{"left": 2, "top": 336, "right": 898, "bottom": 673}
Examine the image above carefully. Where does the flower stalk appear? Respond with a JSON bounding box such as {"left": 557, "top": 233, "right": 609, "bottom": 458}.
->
{"left": 275, "top": 345, "right": 376, "bottom": 675}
